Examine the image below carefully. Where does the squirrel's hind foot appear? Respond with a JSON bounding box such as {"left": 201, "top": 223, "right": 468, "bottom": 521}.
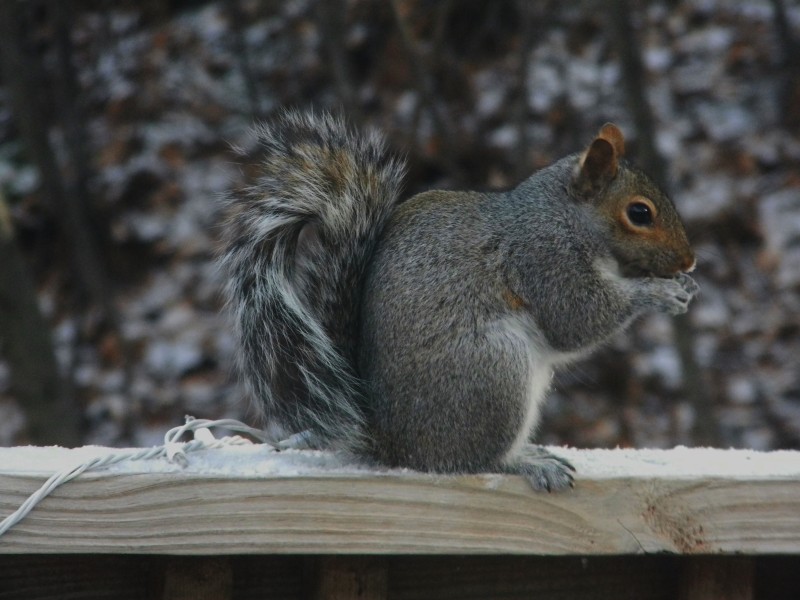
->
{"left": 503, "top": 445, "right": 575, "bottom": 492}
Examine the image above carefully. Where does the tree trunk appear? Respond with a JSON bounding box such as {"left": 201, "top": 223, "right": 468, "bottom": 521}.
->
{"left": 0, "top": 192, "right": 78, "bottom": 446}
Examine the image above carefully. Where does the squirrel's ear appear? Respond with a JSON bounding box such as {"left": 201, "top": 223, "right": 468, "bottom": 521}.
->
{"left": 572, "top": 123, "right": 625, "bottom": 198}
{"left": 598, "top": 123, "right": 625, "bottom": 157}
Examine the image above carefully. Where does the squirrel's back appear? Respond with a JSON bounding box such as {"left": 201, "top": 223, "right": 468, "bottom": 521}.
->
{"left": 219, "top": 111, "right": 406, "bottom": 445}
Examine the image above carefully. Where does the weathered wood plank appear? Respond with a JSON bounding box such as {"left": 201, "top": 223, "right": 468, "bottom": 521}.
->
{"left": 310, "top": 557, "right": 388, "bottom": 600}
{"left": 3, "top": 555, "right": 799, "bottom": 600}
{"left": 162, "top": 557, "right": 233, "bottom": 600}
{"left": 678, "top": 556, "right": 755, "bottom": 600}
{"left": 0, "top": 446, "right": 798, "bottom": 555}
{"left": 388, "top": 555, "right": 683, "bottom": 600}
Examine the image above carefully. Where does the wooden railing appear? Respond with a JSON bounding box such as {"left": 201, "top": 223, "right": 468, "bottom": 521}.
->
{"left": 1, "top": 446, "right": 798, "bottom": 598}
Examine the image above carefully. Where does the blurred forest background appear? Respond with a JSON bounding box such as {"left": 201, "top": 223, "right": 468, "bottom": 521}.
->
{"left": 0, "top": 0, "right": 798, "bottom": 451}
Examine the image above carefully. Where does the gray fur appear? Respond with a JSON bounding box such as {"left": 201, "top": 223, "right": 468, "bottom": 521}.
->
{"left": 219, "top": 110, "right": 405, "bottom": 447}
{"left": 359, "top": 155, "right": 696, "bottom": 489}
{"left": 221, "top": 113, "right": 697, "bottom": 491}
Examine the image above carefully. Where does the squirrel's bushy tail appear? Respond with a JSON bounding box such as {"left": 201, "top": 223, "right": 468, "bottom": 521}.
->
{"left": 220, "top": 110, "right": 405, "bottom": 445}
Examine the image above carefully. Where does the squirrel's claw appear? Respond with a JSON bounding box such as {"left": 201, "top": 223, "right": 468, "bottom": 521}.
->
{"left": 505, "top": 445, "right": 576, "bottom": 492}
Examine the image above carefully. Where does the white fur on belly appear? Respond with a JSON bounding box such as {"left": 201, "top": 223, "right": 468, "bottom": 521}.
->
{"left": 490, "top": 315, "right": 554, "bottom": 464}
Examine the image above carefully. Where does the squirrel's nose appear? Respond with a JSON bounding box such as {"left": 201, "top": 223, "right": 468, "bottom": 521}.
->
{"left": 681, "top": 255, "right": 697, "bottom": 273}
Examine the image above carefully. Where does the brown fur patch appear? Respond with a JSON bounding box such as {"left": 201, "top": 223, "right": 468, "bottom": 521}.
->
{"left": 502, "top": 288, "right": 527, "bottom": 310}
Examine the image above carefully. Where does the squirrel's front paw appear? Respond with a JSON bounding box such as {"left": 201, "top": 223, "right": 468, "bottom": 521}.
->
{"left": 676, "top": 272, "right": 700, "bottom": 296}
{"left": 663, "top": 273, "right": 699, "bottom": 315}
{"left": 637, "top": 273, "right": 699, "bottom": 315}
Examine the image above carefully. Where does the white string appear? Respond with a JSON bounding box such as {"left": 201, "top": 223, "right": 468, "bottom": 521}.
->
{"left": 0, "top": 416, "right": 274, "bottom": 538}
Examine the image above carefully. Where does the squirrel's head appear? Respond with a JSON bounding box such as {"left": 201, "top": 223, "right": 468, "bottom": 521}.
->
{"left": 571, "top": 123, "right": 696, "bottom": 278}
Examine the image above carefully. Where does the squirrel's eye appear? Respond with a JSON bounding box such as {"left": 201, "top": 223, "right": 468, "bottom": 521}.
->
{"left": 627, "top": 202, "right": 653, "bottom": 227}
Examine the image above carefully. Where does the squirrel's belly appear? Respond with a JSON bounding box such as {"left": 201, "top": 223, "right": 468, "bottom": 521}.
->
{"left": 503, "top": 361, "right": 553, "bottom": 462}
{"left": 488, "top": 315, "right": 555, "bottom": 463}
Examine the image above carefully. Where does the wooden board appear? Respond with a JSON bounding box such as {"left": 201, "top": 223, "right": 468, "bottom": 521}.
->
{"left": 0, "top": 446, "right": 799, "bottom": 555}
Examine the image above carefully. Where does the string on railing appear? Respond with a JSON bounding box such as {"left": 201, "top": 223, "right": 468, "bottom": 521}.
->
{"left": 0, "top": 416, "right": 274, "bottom": 539}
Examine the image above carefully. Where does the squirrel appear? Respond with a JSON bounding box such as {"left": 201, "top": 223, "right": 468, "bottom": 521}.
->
{"left": 220, "top": 110, "right": 698, "bottom": 491}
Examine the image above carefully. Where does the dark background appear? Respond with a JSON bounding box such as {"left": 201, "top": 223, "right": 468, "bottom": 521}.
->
{"left": 0, "top": 0, "right": 798, "bottom": 451}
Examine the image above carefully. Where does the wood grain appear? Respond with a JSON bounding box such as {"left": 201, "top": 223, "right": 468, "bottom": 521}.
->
{"left": 1, "top": 447, "right": 798, "bottom": 555}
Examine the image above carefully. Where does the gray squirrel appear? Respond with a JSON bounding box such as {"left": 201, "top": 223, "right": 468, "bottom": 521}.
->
{"left": 220, "top": 111, "right": 698, "bottom": 491}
